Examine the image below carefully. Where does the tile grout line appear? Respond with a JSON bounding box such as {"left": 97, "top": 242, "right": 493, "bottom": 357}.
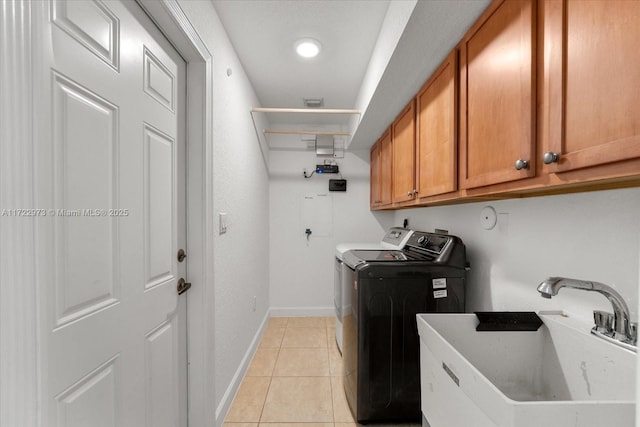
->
{"left": 256, "top": 325, "right": 282, "bottom": 425}
{"left": 326, "top": 324, "right": 337, "bottom": 425}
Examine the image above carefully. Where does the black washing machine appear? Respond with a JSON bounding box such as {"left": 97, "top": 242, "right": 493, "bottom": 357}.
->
{"left": 341, "top": 230, "right": 468, "bottom": 424}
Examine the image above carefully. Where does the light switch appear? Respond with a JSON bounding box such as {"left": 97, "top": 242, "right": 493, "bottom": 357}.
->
{"left": 219, "top": 212, "right": 227, "bottom": 234}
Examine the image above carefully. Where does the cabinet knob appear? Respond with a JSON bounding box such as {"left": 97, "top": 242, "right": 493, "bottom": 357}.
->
{"left": 407, "top": 189, "right": 418, "bottom": 197}
{"left": 514, "top": 159, "right": 529, "bottom": 170}
{"left": 543, "top": 151, "right": 560, "bottom": 164}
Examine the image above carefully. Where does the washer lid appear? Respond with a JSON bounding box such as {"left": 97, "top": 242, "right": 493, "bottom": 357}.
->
{"left": 335, "top": 227, "right": 413, "bottom": 258}
{"left": 343, "top": 249, "right": 408, "bottom": 269}
{"left": 349, "top": 250, "right": 407, "bottom": 261}
{"left": 335, "top": 242, "right": 387, "bottom": 259}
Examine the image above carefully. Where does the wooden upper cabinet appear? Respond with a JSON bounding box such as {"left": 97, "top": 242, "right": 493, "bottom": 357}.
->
{"left": 371, "top": 0, "right": 640, "bottom": 211}
{"left": 416, "top": 50, "right": 458, "bottom": 198}
{"left": 370, "top": 130, "right": 392, "bottom": 209}
{"left": 540, "top": 0, "right": 640, "bottom": 173}
{"left": 459, "top": 0, "right": 536, "bottom": 189}
{"left": 392, "top": 100, "right": 416, "bottom": 203}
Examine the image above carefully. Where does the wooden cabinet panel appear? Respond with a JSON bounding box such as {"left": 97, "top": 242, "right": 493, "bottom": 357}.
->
{"left": 542, "top": 0, "right": 640, "bottom": 173}
{"left": 416, "top": 50, "right": 458, "bottom": 198}
{"left": 379, "top": 130, "right": 392, "bottom": 205}
{"left": 459, "top": 0, "right": 536, "bottom": 189}
{"left": 392, "top": 101, "right": 416, "bottom": 203}
{"left": 370, "top": 130, "right": 392, "bottom": 209}
{"left": 370, "top": 141, "right": 381, "bottom": 208}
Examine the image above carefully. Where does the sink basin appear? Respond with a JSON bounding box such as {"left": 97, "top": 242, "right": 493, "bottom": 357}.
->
{"left": 417, "top": 312, "right": 636, "bottom": 427}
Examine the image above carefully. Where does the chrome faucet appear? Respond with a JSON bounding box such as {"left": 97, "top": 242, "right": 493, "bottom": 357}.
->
{"left": 537, "top": 277, "right": 636, "bottom": 349}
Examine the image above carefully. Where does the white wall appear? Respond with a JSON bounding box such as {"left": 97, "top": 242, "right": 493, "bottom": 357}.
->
{"left": 393, "top": 188, "right": 640, "bottom": 325}
{"left": 176, "top": 1, "right": 271, "bottom": 423}
{"left": 269, "top": 146, "right": 395, "bottom": 314}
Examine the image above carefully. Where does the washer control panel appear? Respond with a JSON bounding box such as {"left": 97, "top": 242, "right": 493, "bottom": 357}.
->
{"left": 405, "top": 232, "right": 452, "bottom": 260}
{"left": 381, "top": 227, "right": 413, "bottom": 247}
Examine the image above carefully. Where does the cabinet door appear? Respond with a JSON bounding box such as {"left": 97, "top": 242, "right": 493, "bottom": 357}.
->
{"left": 370, "top": 141, "right": 381, "bottom": 208}
{"left": 416, "top": 50, "right": 458, "bottom": 198}
{"left": 542, "top": 0, "right": 640, "bottom": 172}
{"left": 370, "top": 130, "right": 392, "bottom": 209}
{"left": 459, "top": 0, "right": 536, "bottom": 189}
{"left": 379, "top": 130, "right": 392, "bottom": 205}
{"left": 392, "top": 101, "right": 416, "bottom": 203}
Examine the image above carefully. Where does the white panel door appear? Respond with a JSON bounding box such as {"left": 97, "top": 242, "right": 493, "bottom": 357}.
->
{"left": 37, "top": 1, "right": 187, "bottom": 426}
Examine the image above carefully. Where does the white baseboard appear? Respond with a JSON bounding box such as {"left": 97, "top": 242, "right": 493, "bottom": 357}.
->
{"left": 269, "top": 306, "right": 336, "bottom": 317}
{"left": 215, "top": 310, "right": 270, "bottom": 427}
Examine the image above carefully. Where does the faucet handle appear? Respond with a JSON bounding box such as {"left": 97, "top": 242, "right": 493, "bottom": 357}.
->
{"left": 593, "top": 310, "right": 614, "bottom": 334}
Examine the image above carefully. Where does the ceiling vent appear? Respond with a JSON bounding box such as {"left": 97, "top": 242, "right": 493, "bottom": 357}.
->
{"left": 303, "top": 97, "right": 324, "bottom": 108}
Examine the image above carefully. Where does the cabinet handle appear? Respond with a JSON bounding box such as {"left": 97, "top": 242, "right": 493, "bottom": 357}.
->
{"left": 407, "top": 189, "right": 418, "bottom": 198}
{"left": 543, "top": 152, "right": 560, "bottom": 164}
{"left": 514, "top": 159, "right": 529, "bottom": 170}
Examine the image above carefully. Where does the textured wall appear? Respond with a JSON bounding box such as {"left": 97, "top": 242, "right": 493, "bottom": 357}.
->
{"left": 269, "top": 147, "right": 394, "bottom": 314}
{"left": 393, "top": 188, "right": 640, "bottom": 325}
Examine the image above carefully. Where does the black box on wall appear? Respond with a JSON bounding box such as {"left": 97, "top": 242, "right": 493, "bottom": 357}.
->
{"left": 329, "top": 179, "right": 347, "bottom": 192}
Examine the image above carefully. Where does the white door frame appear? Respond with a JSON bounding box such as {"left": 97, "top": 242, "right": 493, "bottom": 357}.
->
{"left": 0, "top": 1, "right": 215, "bottom": 426}
{"left": 0, "top": 1, "right": 40, "bottom": 426}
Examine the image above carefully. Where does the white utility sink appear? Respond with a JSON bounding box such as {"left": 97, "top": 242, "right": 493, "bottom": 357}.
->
{"left": 417, "top": 312, "right": 636, "bottom": 427}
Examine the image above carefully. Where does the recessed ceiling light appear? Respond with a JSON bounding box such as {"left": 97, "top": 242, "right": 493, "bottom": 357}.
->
{"left": 295, "top": 38, "right": 321, "bottom": 58}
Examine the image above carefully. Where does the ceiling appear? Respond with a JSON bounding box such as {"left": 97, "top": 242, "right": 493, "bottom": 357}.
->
{"left": 211, "top": 0, "right": 490, "bottom": 150}
{"left": 212, "top": 0, "right": 389, "bottom": 131}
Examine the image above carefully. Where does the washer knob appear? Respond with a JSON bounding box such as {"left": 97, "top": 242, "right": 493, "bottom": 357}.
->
{"left": 417, "top": 236, "right": 428, "bottom": 246}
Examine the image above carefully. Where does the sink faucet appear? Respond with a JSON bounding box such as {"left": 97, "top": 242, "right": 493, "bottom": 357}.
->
{"left": 537, "top": 277, "right": 635, "bottom": 345}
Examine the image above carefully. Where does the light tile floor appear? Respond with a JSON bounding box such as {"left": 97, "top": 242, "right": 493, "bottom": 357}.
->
{"left": 223, "top": 316, "right": 420, "bottom": 427}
